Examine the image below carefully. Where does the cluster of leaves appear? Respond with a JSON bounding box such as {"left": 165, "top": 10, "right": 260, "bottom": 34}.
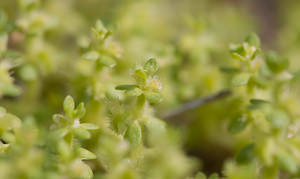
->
{"left": 0, "top": 95, "right": 96, "bottom": 178}
{"left": 224, "top": 34, "right": 300, "bottom": 178}
{"left": 0, "top": 1, "right": 197, "bottom": 177}
{"left": 115, "top": 58, "right": 162, "bottom": 104}
{"left": 1, "top": 0, "right": 300, "bottom": 179}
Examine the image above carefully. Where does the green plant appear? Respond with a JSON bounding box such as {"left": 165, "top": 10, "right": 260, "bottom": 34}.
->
{"left": 1, "top": 0, "right": 300, "bottom": 178}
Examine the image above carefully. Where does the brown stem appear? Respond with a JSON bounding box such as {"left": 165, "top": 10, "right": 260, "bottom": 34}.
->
{"left": 161, "top": 90, "right": 232, "bottom": 121}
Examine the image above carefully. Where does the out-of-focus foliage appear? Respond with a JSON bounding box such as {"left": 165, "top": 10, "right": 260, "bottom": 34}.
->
{"left": 1, "top": 0, "right": 300, "bottom": 178}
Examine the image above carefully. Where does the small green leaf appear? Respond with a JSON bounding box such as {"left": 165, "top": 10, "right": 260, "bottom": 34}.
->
{"left": 80, "top": 123, "right": 99, "bottom": 130}
{"left": 98, "top": 55, "right": 116, "bottom": 68}
{"left": 145, "top": 78, "right": 162, "bottom": 92}
{"left": 105, "top": 89, "right": 123, "bottom": 101}
{"left": 228, "top": 115, "right": 248, "bottom": 134}
{"left": 144, "top": 117, "right": 166, "bottom": 135}
{"left": 232, "top": 73, "right": 251, "bottom": 86}
{"left": 125, "top": 87, "right": 143, "bottom": 96}
{"left": 71, "top": 161, "right": 94, "bottom": 179}
{"left": 91, "top": 20, "right": 110, "bottom": 40}
{"left": 82, "top": 51, "right": 99, "bottom": 61}
{"left": 52, "top": 128, "right": 69, "bottom": 139}
{"left": 251, "top": 76, "right": 268, "bottom": 88}
{"left": 78, "top": 147, "right": 96, "bottom": 160}
{"left": 144, "top": 58, "right": 159, "bottom": 75}
{"left": 73, "top": 127, "right": 91, "bottom": 140}
{"left": 229, "top": 44, "right": 244, "bottom": 55}
{"left": 277, "top": 150, "right": 298, "bottom": 174}
{"left": 63, "top": 95, "right": 75, "bottom": 117}
{"left": 231, "top": 52, "right": 245, "bottom": 61}
{"left": 143, "top": 118, "right": 166, "bottom": 146}
{"left": 115, "top": 84, "right": 139, "bottom": 90}
{"left": 73, "top": 102, "right": 86, "bottom": 119}
{"left": 124, "top": 121, "right": 142, "bottom": 149}
{"left": 248, "top": 99, "right": 269, "bottom": 110}
{"left": 265, "top": 52, "right": 289, "bottom": 74}
{"left": 2, "top": 131, "right": 16, "bottom": 143}
{"left": 134, "top": 69, "right": 147, "bottom": 85}
{"left": 0, "top": 112, "right": 21, "bottom": 132}
{"left": 230, "top": 35, "right": 260, "bottom": 61}
{"left": 245, "top": 33, "right": 260, "bottom": 48}
{"left": 94, "top": 20, "right": 105, "bottom": 31}
{"left": 144, "top": 91, "right": 162, "bottom": 103}
{"left": 230, "top": 44, "right": 246, "bottom": 61}
{"left": 53, "top": 114, "right": 66, "bottom": 124}
{"left": 236, "top": 144, "right": 255, "bottom": 164}
{"left": 58, "top": 140, "right": 71, "bottom": 160}
{"left": 219, "top": 66, "right": 240, "bottom": 73}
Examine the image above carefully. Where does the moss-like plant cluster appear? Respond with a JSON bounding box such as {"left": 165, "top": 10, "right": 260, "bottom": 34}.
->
{"left": 1, "top": 0, "right": 300, "bottom": 179}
